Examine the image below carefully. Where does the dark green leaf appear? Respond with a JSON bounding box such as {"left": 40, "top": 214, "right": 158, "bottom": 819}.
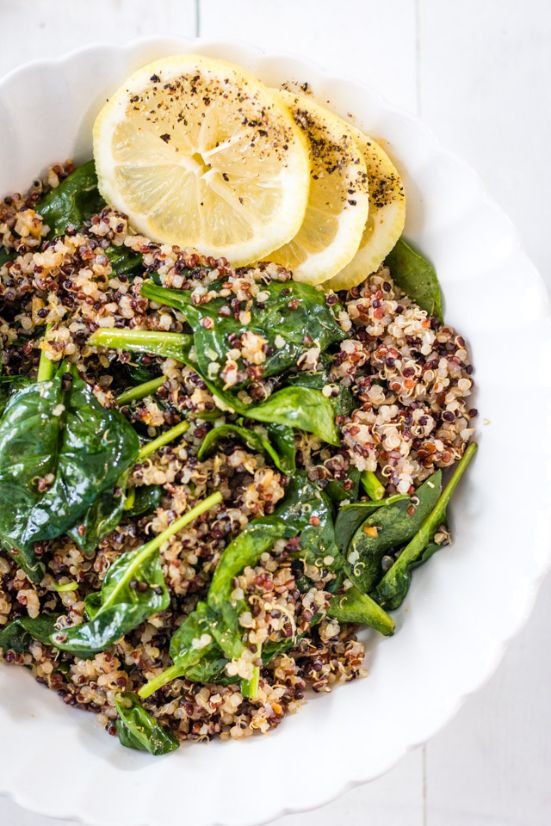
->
{"left": 89, "top": 329, "right": 339, "bottom": 445}
{"left": 266, "top": 424, "right": 296, "bottom": 472}
{"left": 0, "top": 366, "right": 139, "bottom": 580}
{"left": 106, "top": 246, "right": 143, "bottom": 277}
{"left": 0, "top": 247, "right": 14, "bottom": 267}
{"left": 247, "top": 386, "right": 339, "bottom": 446}
{"left": 335, "top": 493, "right": 409, "bottom": 553}
{"left": 51, "top": 493, "right": 221, "bottom": 656}
{"left": 197, "top": 422, "right": 292, "bottom": 473}
{"left": 50, "top": 547, "right": 168, "bottom": 657}
{"left": 286, "top": 364, "right": 356, "bottom": 418}
{"left": 326, "top": 466, "right": 361, "bottom": 504}
{"left": 124, "top": 485, "right": 163, "bottom": 518}
{"left": 141, "top": 279, "right": 345, "bottom": 391}
{"left": 0, "top": 375, "right": 31, "bottom": 416}
{"left": 328, "top": 585, "right": 394, "bottom": 636}
{"left": 36, "top": 161, "right": 105, "bottom": 235}
{"left": 346, "top": 472, "right": 442, "bottom": 593}
{"left": 67, "top": 487, "right": 127, "bottom": 557}
{"left": 0, "top": 613, "right": 60, "bottom": 654}
{"left": 115, "top": 692, "right": 179, "bottom": 755}
{"left": 385, "top": 238, "right": 444, "bottom": 321}
{"left": 374, "top": 443, "right": 477, "bottom": 609}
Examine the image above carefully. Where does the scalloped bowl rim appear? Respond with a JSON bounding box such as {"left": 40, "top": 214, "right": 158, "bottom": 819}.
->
{"left": 0, "top": 35, "right": 550, "bottom": 826}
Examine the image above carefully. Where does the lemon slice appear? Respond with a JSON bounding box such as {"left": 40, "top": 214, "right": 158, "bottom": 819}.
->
{"left": 265, "top": 90, "right": 369, "bottom": 285}
{"left": 324, "top": 125, "right": 406, "bottom": 291}
{"left": 93, "top": 54, "right": 310, "bottom": 266}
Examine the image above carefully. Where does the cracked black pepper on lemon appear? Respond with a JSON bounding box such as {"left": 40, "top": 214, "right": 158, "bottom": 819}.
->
{"left": 0, "top": 54, "right": 476, "bottom": 756}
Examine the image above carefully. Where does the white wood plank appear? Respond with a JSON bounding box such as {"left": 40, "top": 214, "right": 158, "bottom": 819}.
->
{"left": 426, "top": 571, "right": 551, "bottom": 826}
{"left": 200, "top": 0, "right": 418, "bottom": 112}
{"left": 418, "top": 0, "right": 551, "bottom": 275}
{"left": 0, "top": 0, "right": 196, "bottom": 76}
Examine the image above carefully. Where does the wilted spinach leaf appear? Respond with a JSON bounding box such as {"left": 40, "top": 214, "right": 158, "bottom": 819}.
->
{"left": 67, "top": 486, "right": 127, "bottom": 557}
{"left": 115, "top": 692, "right": 179, "bottom": 755}
{"left": 36, "top": 161, "right": 105, "bottom": 235}
{"left": 385, "top": 238, "right": 444, "bottom": 321}
{"left": 286, "top": 363, "right": 356, "bottom": 418}
{"left": 0, "top": 366, "right": 139, "bottom": 580}
{"left": 0, "top": 613, "right": 60, "bottom": 653}
{"left": 345, "top": 472, "right": 442, "bottom": 593}
{"left": 326, "top": 466, "right": 361, "bottom": 504}
{"left": 141, "top": 279, "right": 345, "bottom": 391}
{"left": 0, "top": 247, "right": 13, "bottom": 267}
{"left": 51, "top": 493, "right": 222, "bottom": 656}
{"left": 198, "top": 422, "right": 293, "bottom": 473}
{"left": 328, "top": 585, "right": 395, "bottom": 636}
{"left": 374, "top": 443, "right": 476, "bottom": 609}
{"left": 124, "top": 485, "right": 163, "bottom": 518}
{"left": 247, "top": 386, "right": 339, "bottom": 446}
{"left": 106, "top": 245, "right": 143, "bottom": 278}
{"left": 139, "top": 474, "right": 393, "bottom": 700}
{"left": 89, "top": 328, "right": 339, "bottom": 446}
{"left": 335, "top": 493, "right": 409, "bottom": 553}
{"left": 0, "top": 375, "right": 31, "bottom": 416}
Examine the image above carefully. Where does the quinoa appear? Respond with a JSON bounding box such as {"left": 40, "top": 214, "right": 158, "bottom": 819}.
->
{"left": 0, "top": 165, "right": 475, "bottom": 746}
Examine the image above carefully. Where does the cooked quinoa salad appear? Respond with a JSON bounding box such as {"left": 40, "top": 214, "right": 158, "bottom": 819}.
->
{"left": 0, "top": 160, "right": 477, "bottom": 754}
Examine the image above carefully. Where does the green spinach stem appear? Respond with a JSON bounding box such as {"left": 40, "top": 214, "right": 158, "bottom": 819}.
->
{"left": 138, "top": 663, "right": 183, "bottom": 699}
{"left": 361, "top": 470, "right": 385, "bottom": 501}
{"left": 37, "top": 326, "right": 56, "bottom": 382}
{"left": 376, "top": 442, "right": 477, "bottom": 597}
{"left": 137, "top": 419, "right": 189, "bottom": 461}
{"left": 89, "top": 328, "right": 191, "bottom": 362}
{"left": 116, "top": 376, "right": 165, "bottom": 405}
{"left": 102, "top": 492, "right": 222, "bottom": 615}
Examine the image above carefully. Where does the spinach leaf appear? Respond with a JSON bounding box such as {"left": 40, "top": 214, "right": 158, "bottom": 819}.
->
{"left": 374, "top": 443, "right": 477, "bottom": 609}
{"left": 68, "top": 420, "right": 187, "bottom": 557}
{"left": 67, "top": 487, "right": 127, "bottom": 557}
{"left": 89, "top": 328, "right": 339, "bottom": 445}
{"left": 247, "top": 386, "right": 339, "bottom": 446}
{"left": 346, "top": 472, "right": 442, "bottom": 593}
{"left": 266, "top": 424, "right": 296, "bottom": 472}
{"left": 0, "top": 375, "right": 31, "bottom": 416}
{"left": 141, "top": 280, "right": 345, "bottom": 391}
{"left": 51, "top": 492, "right": 222, "bottom": 656}
{"left": 0, "top": 366, "right": 139, "bottom": 580}
{"left": 385, "top": 238, "right": 444, "bottom": 321}
{"left": 115, "top": 692, "right": 179, "bottom": 755}
{"left": 36, "top": 161, "right": 105, "bottom": 235}
{"left": 286, "top": 364, "right": 356, "bottom": 418}
{"left": 140, "top": 475, "right": 349, "bottom": 700}
{"left": 198, "top": 422, "right": 293, "bottom": 473}
{"left": 124, "top": 485, "right": 163, "bottom": 518}
{"left": 335, "top": 493, "right": 409, "bottom": 553}
{"left": 328, "top": 585, "right": 395, "bottom": 636}
{"left": 139, "top": 601, "right": 229, "bottom": 698}
{"left": 0, "top": 247, "right": 14, "bottom": 267}
{"left": 106, "top": 246, "right": 143, "bottom": 277}
{"left": 326, "top": 466, "right": 361, "bottom": 504}
{"left": 0, "top": 614, "right": 60, "bottom": 653}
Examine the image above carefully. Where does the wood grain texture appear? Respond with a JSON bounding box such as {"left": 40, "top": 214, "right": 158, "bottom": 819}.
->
{"left": 0, "top": 1, "right": 550, "bottom": 824}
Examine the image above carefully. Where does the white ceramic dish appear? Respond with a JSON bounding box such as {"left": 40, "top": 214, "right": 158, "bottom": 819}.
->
{"left": 1, "top": 36, "right": 551, "bottom": 826}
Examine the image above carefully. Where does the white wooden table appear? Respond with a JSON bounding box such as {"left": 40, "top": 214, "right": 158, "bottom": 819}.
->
{"left": 1, "top": 1, "right": 550, "bottom": 824}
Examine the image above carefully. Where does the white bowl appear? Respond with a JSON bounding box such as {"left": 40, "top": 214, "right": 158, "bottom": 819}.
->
{"left": 1, "top": 36, "right": 551, "bottom": 826}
